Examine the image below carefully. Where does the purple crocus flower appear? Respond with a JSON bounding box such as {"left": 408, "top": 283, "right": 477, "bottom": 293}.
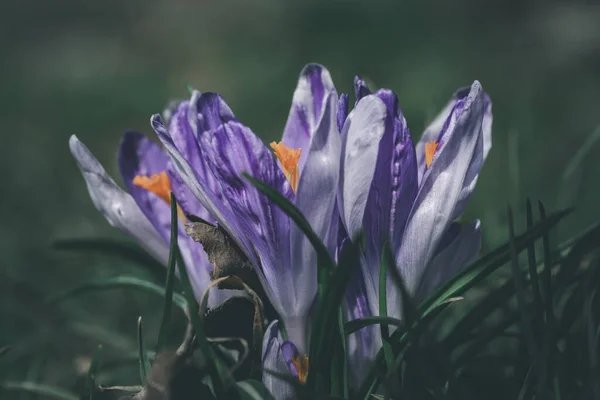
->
{"left": 338, "top": 77, "right": 493, "bottom": 382}
{"left": 69, "top": 129, "right": 229, "bottom": 307}
{"left": 151, "top": 64, "right": 389, "bottom": 397}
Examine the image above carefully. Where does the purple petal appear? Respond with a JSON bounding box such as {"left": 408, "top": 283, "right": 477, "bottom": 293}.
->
{"left": 69, "top": 135, "right": 170, "bottom": 266}
{"left": 416, "top": 86, "right": 493, "bottom": 181}
{"left": 152, "top": 114, "right": 259, "bottom": 267}
{"left": 414, "top": 220, "right": 481, "bottom": 303}
{"left": 290, "top": 92, "right": 340, "bottom": 318}
{"left": 336, "top": 93, "right": 349, "bottom": 133}
{"left": 200, "top": 120, "right": 308, "bottom": 318}
{"left": 195, "top": 92, "right": 236, "bottom": 134}
{"left": 338, "top": 95, "right": 388, "bottom": 240}
{"left": 262, "top": 321, "right": 295, "bottom": 400}
{"left": 117, "top": 131, "right": 223, "bottom": 306}
{"left": 118, "top": 131, "right": 172, "bottom": 242}
{"left": 354, "top": 75, "right": 372, "bottom": 104}
{"left": 168, "top": 96, "right": 226, "bottom": 208}
{"left": 343, "top": 263, "right": 381, "bottom": 386}
{"left": 281, "top": 64, "right": 337, "bottom": 172}
{"left": 362, "top": 90, "right": 418, "bottom": 278}
{"left": 394, "top": 81, "right": 486, "bottom": 297}
{"left": 280, "top": 340, "right": 300, "bottom": 378}
{"left": 482, "top": 93, "right": 493, "bottom": 162}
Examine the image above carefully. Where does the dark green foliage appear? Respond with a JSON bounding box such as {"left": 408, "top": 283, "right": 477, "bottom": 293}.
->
{"left": 8, "top": 183, "right": 600, "bottom": 400}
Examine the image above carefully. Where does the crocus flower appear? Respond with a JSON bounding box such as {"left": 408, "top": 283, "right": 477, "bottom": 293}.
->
{"left": 151, "top": 64, "right": 389, "bottom": 397}
{"left": 69, "top": 125, "right": 229, "bottom": 307}
{"left": 338, "top": 77, "right": 493, "bottom": 382}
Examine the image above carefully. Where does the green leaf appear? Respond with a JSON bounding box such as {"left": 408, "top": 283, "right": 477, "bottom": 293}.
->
{"left": 1, "top": 381, "right": 78, "bottom": 400}
{"left": 235, "top": 380, "right": 276, "bottom": 400}
{"left": 420, "top": 207, "right": 572, "bottom": 314}
{"left": 344, "top": 316, "right": 406, "bottom": 335}
{"left": 82, "top": 345, "right": 102, "bottom": 400}
{"left": 156, "top": 193, "right": 180, "bottom": 353}
{"left": 356, "top": 208, "right": 571, "bottom": 399}
{"left": 307, "top": 235, "right": 362, "bottom": 394}
{"left": 331, "top": 308, "right": 348, "bottom": 398}
{"left": 525, "top": 199, "right": 542, "bottom": 315}
{"left": 508, "top": 206, "right": 539, "bottom": 366}
{"left": 47, "top": 276, "right": 187, "bottom": 311}
{"left": 51, "top": 238, "right": 166, "bottom": 282}
{"left": 556, "top": 124, "right": 600, "bottom": 211}
{"left": 137, "top": 317, "right": 151, "bottom": 385}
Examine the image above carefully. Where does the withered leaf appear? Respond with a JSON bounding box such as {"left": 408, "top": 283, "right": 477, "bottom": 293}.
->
{"left": 184, "top": 220, "right": 254, "bottom": 289}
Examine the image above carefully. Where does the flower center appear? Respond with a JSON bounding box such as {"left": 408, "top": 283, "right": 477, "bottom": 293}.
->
{"left": 291, "top": 354, "right": 309, "bottom": 384}
{"left": 425, "top": 140, "right": 439, "bottom": 169}
{"left": 270, "top": 141, "right": 302, "bottom": 192}
{"left": 132, "top": 171, "right": 186, "bottom": 221}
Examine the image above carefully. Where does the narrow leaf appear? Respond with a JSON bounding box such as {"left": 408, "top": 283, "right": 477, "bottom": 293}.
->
{"left": 137, "top": 317, "right": 151, "bottom": 384}
{"left": 1, "top": 381, "right": 78, "bottom": 400}
{"left": 52, "top": 238, "right": 166, "bottom": 282}
{"left": 156, "top": 192, "right": 180, "bottom": 352}
{"left": 47, "top": 276, "right": 187, "bottom": 311}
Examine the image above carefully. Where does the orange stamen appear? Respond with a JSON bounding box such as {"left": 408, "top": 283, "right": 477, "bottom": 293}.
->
{"left": 270, "top": 141, "right": 302, "bottom": 192}
{"left": 291, "top": 354, "right": 309, "bottom": 384}
{"left": 425, "top": 140, "right": 439, "bottom": 169}
{"left": 133, "top": 171, "right": 186, "bottom": 221}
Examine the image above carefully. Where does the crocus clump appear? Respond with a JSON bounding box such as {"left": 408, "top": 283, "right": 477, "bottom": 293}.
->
{"left": 70, "top": 63, "right": 492, "bottom": 400}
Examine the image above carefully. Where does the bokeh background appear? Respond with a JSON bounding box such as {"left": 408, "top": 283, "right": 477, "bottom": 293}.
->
{"left": 2, "top": 0, "right": 600, "bottom": 395}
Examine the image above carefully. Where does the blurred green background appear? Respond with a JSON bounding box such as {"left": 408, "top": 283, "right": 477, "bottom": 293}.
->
{"left": 2, "top": 0, "right": 600, "bottom": 395}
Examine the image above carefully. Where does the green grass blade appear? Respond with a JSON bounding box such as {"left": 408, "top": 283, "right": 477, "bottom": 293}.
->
{"left": 344, "top": 316, "right": 406, "bottom": 335}
{"left": 52, "top": 238, "right": 166, "bottom": 282}
{"left": 306, "top": 236, "right": 362, "bottom": 394}
{"left": 538, "top": 202, "right": 555, "bottom": 326}
{"left": 508, "top": 206, "right": 538, "bottom": 360}
{"left": 137, "top": 317, "right": 151, "bottom": 384}
{"left": 235, "top": 380, "right": 276, "bottom": 400}
{"left": 1, "top": 381, "right": 78, "bottom": 400}
{"left": 420, "top": 207, "right": 572, "bottom": 314}
{"left": 47, "top": 276, "right": 187, "bottom": 311}
{"left": 537, "top": 201, "right": 556, "bottom": 397}
{"left": 525, "top": 199, "right": 542, "bottom": 315}
{"left": 556, "top": 124, "right": 600, "bottom": 211}
{"left": 330, "top": 307, "right": 348, "bottom": 398}
{"left": 156, "top": 193, "right": 180, "bottom": 353}
{"left": 82, "top": 344, "right": 102, "bottom": 400}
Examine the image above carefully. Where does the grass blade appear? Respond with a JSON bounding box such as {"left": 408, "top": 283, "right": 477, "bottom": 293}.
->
{"left": 137, "top": 317, "right": 151, "bottom": 384}
{"left": 235, "top": 380, "right": 276, "bottom": 400}
{"left": 82, "top": 344, "right": 102, "bottom": 400}
{"left": 344, "top": 316, "right": 406, "bottom": 336}
{"left": 52, "top": 238, "right": 166, "bottom": 282}
{"left": 307, "top": 236, "right": 362, "bottom": 394}
{"left": 526, "top": 199, "right": 542, "bottom": 315}
{"left": 508, "top": 206, "right": 538, "bottom": 365}
{"left": 420, "top": 207, "right": 572, "bottom": 314}
{"left": 1, "top": 382, "right": 78, "bottom": 400}
{"left": 156, "top": 192, "right": 180, "bottom": 352}
{"left": 47, "top": 276, "right": 187, "bottom": 311}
